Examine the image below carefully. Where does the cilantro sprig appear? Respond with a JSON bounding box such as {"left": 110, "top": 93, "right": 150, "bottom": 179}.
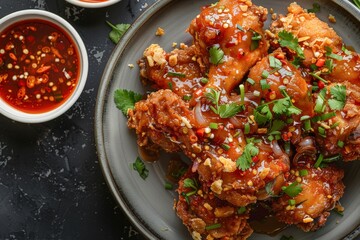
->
{"left": 236, "top": 142, "right": 259, "bottom": 171}
{"left": 209, "top": 45, "right": 225, "bottom": 65}
{"left": 328, "top": 84, "right": 346, "bottom": 110}
{"left": 278, "top": 30, "right": 305, "bottom": 59}
{"left": 254, "top": 89, "right": 302, "bottom": 125}
{"left": 106, "top": 21, "right": 131, "bottom": 44}
{"left": 205, "top": 88, "right": 243, "bottom": 118}
{"left": 114, "top": 89, "right": 143, "bottom": 116}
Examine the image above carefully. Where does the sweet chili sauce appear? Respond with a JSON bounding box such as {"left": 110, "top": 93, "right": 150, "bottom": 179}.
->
{"left": 0, "top": 19, "right": 80, "bottom": 114}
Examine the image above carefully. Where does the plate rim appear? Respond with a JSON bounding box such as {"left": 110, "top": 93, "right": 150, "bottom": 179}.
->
{"left": 94, "top": 0, "right": 360, "bottom": 239}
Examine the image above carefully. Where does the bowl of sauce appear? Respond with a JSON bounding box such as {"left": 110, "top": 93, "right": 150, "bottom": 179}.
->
{"left": 65, "top": 0, "right": 121, "bottom": 8}
{"left": 0, "top": 10, "right": 88, "bottom": 123}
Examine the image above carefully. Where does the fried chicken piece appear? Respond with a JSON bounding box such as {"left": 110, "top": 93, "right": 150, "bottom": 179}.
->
{"left": 128, "top": 89, "right": 197, "bottom": 154}
{"left": 269, "top": 3, "right": 360, "bottom": 86}
{"left": 176, "top": 169, "right": 253, "bottom": 240}
{"left": 272, "top": 166, "right": 345, "bottom": 232}
{"left": 129, "top": 90, "right": 290, "bottom": 207}
{"left": 313, "top": 82, "right": 360, "bottom": 161}
{"left": 188, "top": 0, "right": 269, "bottom": 92}
{"left": 138, "top": 44, "right": 205, "bottom": 99}
{"left": 246, "top": 49, "right": 313, "bottom": 117}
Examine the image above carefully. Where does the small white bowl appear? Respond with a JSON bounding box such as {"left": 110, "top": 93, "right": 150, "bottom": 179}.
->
{"left": 65, "top": 0, "right": 121, "bottom": 8}
{"left": 0, "top": 10, "right": 88, "bottom": 123}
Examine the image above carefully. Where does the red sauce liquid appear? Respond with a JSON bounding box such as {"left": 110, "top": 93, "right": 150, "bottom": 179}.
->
{"left": 0, "top": 19, "right": 80, "bottom": 114}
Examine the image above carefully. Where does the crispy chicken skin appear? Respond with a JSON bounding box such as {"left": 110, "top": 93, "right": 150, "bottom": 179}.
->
{"left": 188, "top": 0, "right": 269, "bottom": 92}
{"left": 313, "top": 82, "right": 360, "bottom": 161}
{"left": 129, "top": 90, "right": 289, "bottom": 207}
{"left": 272, "top": 166, "right": 344, "bottom": 232}
{"left": 269, "top": 2, "right": 360, "bottom": 86}
{"left": 176, "top": 170, "right": 253, "bottom": 240}
{"left": 138, "top": 44, "right": 206, "bottom": 99}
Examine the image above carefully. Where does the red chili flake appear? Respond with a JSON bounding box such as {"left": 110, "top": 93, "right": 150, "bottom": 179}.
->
{"left": 275, "top": 53, "right": 285, "bottom": 60}
{"left": 318, "top": 81, "right": 325, "bottom": 89}
{"left": 252, "top": 155, "right": 259, "bottom": 163}
{"left": 18, "top": 79, "right": 26, "bottom": 87}
{"left": 282, "top": 132, "right": 292, "bottom": 141}
{"left": 315, "top": 58, "right": 326, "bottom": 67}
{"left": 26, "top": 35, "right": 35, "bottom": 43}
{"left": 280, "top": 59, "right": 287, "bottom": 65}
{"left": 225, "top": 41, "right": 236, "bottom": 48}
{"left": 196, "top": 128, "right": 205, "bottom": 138}
{"left": 237, "top": 50, "right": 244, "bottom": 60}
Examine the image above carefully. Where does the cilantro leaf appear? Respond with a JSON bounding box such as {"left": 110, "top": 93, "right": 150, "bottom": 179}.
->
{"left": 273, "top": 98, "right": 290, "bottom": 114}
{"left": 114, "top": 89, "right": 143, "bottom": 116}
{"left": 183, "top": 178, "right": 198, "bottom": 190}
{"left": 308, "top": 3, "right": 321, "bottom": 13}
{"left": 278, "top": 30, "right": 305, "bottom": 59}
{"left": 205, "top": 88, "right": 221, "bottom": 106}
{"left": 236, "top": 142, "right": 259, "bottom": 171}
{"left": 325, "top": 46, "right": 343, "bottom": 61}
{"left": 268, "top": 119, "right": 286, "bottom": 133}
{"left": 209, "top": 45, "right": 225, "bottom": 65}
{"left": 282, "top": 182, "right": 303, "bottom": 197}
{"left": 132, "top": 157, "right": 149, "bottom": 180}
{"left": 269, "top": 55, "right": 282, "bottom": 70}
{"left": 254, "top": 105, "right": 273, "bottom": 125}
{"left": 106, "top": 21, "right": 130, "bottom": 44}
{"left": 218, "top": 103, "right": 243, "bottom": 118}
{"left": 250, "top": 30, "right": 262, "bottom": 51}
{"left": 328, "top": 85, "right": 346, "bottom": 110}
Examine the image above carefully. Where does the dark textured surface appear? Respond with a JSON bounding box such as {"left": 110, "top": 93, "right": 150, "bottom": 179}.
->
{"left": 0, "top": 0, "right": 155, "bottom": 239}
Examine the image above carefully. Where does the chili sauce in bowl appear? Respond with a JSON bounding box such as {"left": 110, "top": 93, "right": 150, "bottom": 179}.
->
{"left": 0, "top": 10, "right": 88, "bottom": 123}
{"left": 65, "top": 0, "right": 121, "bottom": 8}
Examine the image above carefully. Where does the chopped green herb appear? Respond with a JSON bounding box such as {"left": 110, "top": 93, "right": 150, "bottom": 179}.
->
{"left": 269, "top": 55, "right": 282, "bottom": 69}
{"left": 240, "top": 84, "right": 245, "bottom": 105}
{"left": 200, "top": 77, "right": 209, "bottom": 84}
{"left": 325, "top": 46, "right": 343, "bottom": 61}
{"left": 289, "top": 199, "right": 296, "bottom": 206}
{"left": 114, "top": 89, "right": 143, "bottom": 116}
{"left": 205, "top": 223, "right": 222, "bottom": 230}
{"left": 292, "top": 56, "right": 303, "bottom": 68}
{"left": 323, "top": 154, "right": 342, "bottom": 163}
{"left": 165, "top": 182, "right": 173, "bottom": 190}
{"left": 331, "top": 121, "right": 340, "bottom": 128}
{"left": 183, "top": 94, "right": 192, "bottom": 101}
{"left": 246, "top": 78, "right": 255, "bottom": 85}
{"left": 209, "top": 45, "right": 225, "bottom": 65}
{"left": 325, "top": 59, "right": 334, "bottom": 73}
{"left": 337, "top": 140, "right": 344, "bottom": 148}
{"left": 209, "top": 122, "right": 219, "bottom": 129}
{"left": 328, "top": 84, "right": 346, "bottom": 110}
{"left": 262, "top": 70, "right": 270, "bottom": 79}
{"left": 260, "top": 79, "right": 270, "bottom": 90}
{"left": 354, "top": 0, "right": 360, "bottom": 9}
{"left": 237, "top": 206, "right": 247, "bottom": 214}
{"left": 314, "top": 88, "right": 327, "bottom": 113}
{"left": 221, "top": 143, "right": 231, "bottom": 151}
{"left": 278, "top": 30, "right": 305, "bottom": 59}
{"left": 282, "top": 182, "right": 303, "bottom": 197}
{"left": 308, "top": 2, "right": 321, "bottom": 13}
{"left": 314, "top": 154, "right": 324, "bottom": 168}
{"left": 309, "top": 72, "right": 328, "bottom": 84}
{"left": 299, "top": 169, "right": 308, "bottom": 176}
{"left": 236, "top": 142, "right": 259, "bottom": 171}
{"left": 167, "top": 71, "right": 186, "bottom": 78}
{"left": 268, "top": 119, "right": 286, "bottom": 134}
{"left": 183, "top": 178, "right": 198, "bottom": 190}
{"left": 250, "top": 30, "right": 262, "bottom": 51}
{"left": 254, "top": 105, "right": 273, "bottom": 125}
{"left": 132, "top": 157, "right": 149, "bottom": 180}
{"left": 318, "top": 126, "right": 326, "bottom": 137}
{"left": 265, "top": 181, "right": 275, "bottom": 196}
{"left": 236, "top": 24, "right": 245, "bottom": 32}
{"left": 106, "top": 21, "right": 130, "bottom": 44}
{"left": 205, "top": 88, "right": 243, "bottom": 118}
{"left": 342, "top": 45, "right": 352, "bottom": 55}
{"left": 333, "top": 208, "right": 344, "bottom": 216}
{"left": 168, "top": 82, "right": 173, "bottom": 90}
{"left": 244, "top": 122, "right": 250, "bottom": 134}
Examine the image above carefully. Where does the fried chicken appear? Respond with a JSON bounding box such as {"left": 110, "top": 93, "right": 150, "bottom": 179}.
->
{"left": 176, "top": 169, "right": 253, "bottom": 240}
{"left": 188, "top": 0, "right": 269, "bottom": 92}
{"left": 269, "top": 2, "right": 360, "bottom": 86}
{"left": 272, "top": 166, "right": 345, "bottom": 232}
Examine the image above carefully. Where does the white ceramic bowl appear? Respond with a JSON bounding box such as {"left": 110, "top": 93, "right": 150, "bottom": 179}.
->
{"left": 0, "top": 9, "right": 88, "bottom": 123}
{"left": 65, "top": 0, "right": 121, "bottom": 8}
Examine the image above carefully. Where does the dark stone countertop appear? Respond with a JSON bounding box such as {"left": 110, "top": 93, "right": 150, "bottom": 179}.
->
{"left": 0, "top": 0, "right": 154, "bottom": 239}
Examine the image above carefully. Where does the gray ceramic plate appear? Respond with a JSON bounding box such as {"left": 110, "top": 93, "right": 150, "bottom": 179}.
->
{"left": 95, "top": 0, "right": 360, "bottom": 239}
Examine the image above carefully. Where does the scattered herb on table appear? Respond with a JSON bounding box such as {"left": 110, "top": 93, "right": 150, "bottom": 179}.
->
{"left": 106, "top": 21, "right": 131, "bottom": 44}
{"left": 114, "top": 89, "right": 143, "bottom": 116}
{"left": 308, "top": 3, "right": 321, "bottom": 13}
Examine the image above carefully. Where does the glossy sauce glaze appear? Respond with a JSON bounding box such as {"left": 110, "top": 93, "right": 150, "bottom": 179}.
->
{"left": 0, "top": 19, "right": 80, "bottom": 113}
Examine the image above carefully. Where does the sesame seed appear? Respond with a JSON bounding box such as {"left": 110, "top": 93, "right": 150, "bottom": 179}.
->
{"left": 23, "top": 49, "right": 29, "bottom": 54}
{"left": 7, "top": 63, "right": 13, "bottom": 69}
{"left": 12, "top": 75, "right": 17, "bottom": 81}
